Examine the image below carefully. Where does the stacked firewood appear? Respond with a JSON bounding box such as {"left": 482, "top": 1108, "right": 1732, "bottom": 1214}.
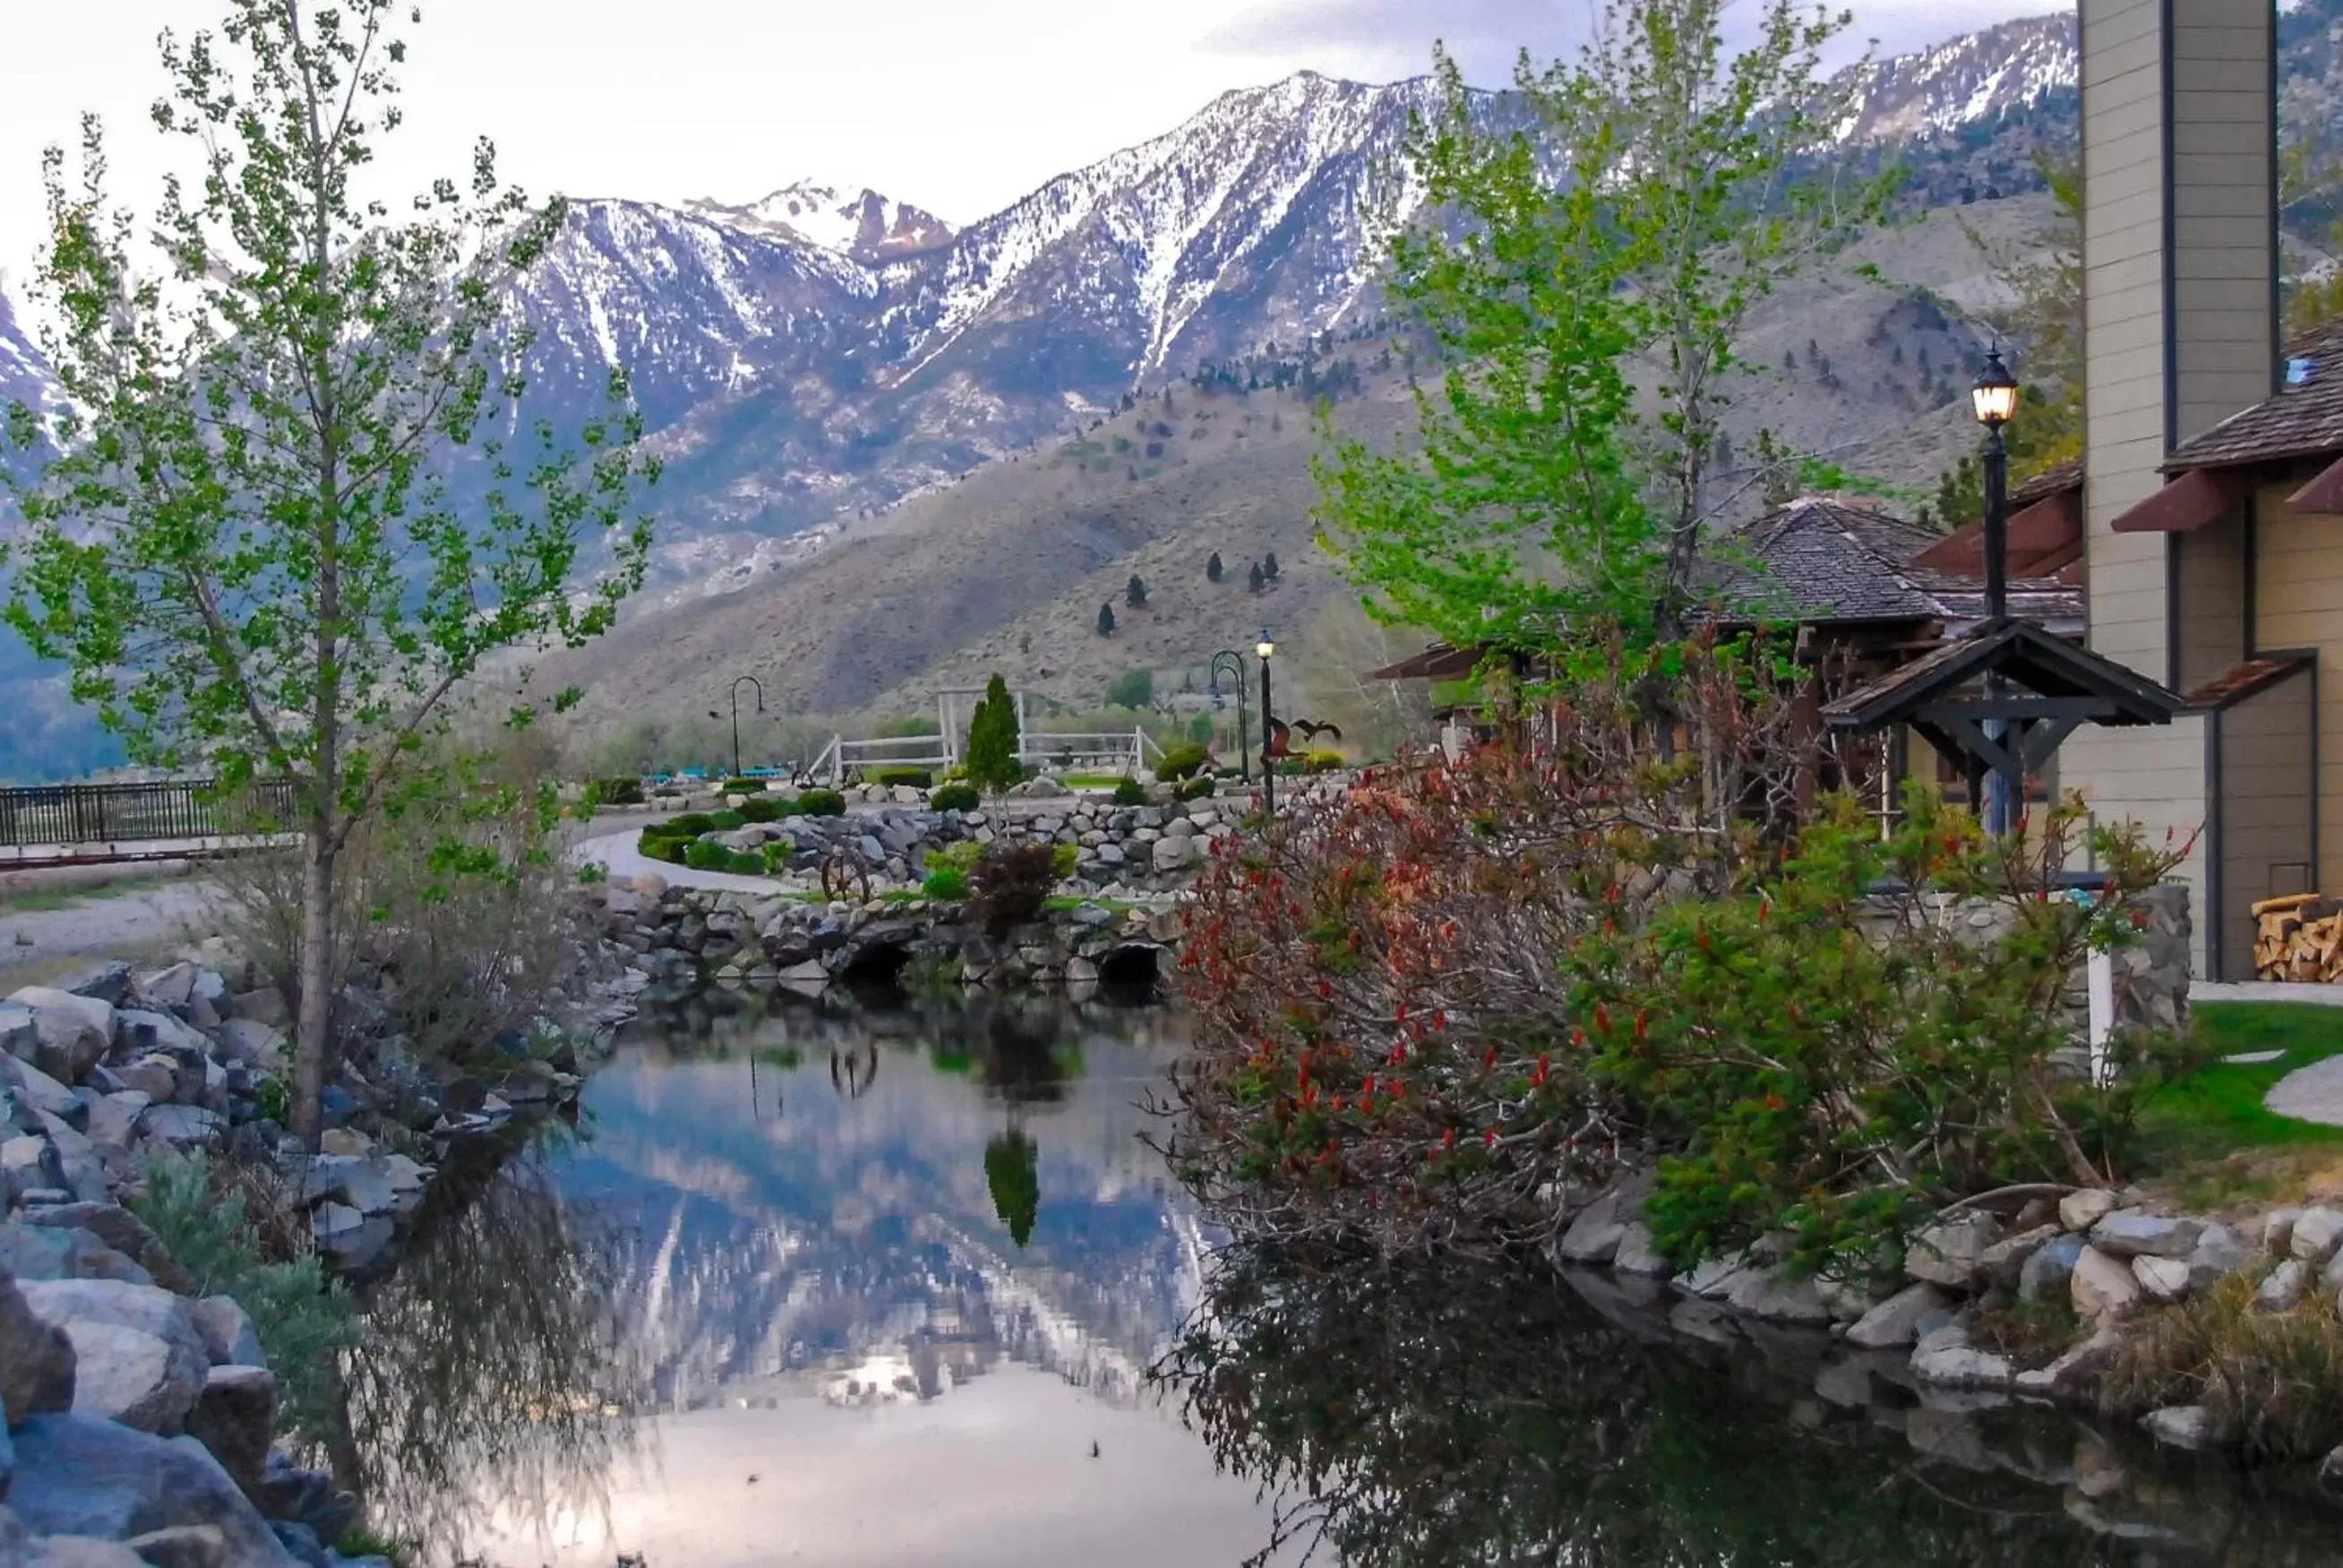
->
{"left": 2254, "top": 892, "right": 2343, "bottom": 981}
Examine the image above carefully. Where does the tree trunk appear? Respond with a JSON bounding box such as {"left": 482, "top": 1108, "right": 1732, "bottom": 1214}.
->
{"left": 288, "top": 823, "right": 337, "bottom": 1150}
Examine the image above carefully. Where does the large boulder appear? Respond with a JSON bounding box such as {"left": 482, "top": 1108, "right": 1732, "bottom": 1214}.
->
{"left": 0, "top": 1223, "right": 150, "bottom": 1288}
{"left": 1552, "top": 1185, "right": 1636, "bottom": 1266}
{"left": 1845, "top": 1281, "right": 1952, "bottom": 1350}
{"left": 1903, "top": 1212, "right": 2002, "bottom": 1289}
{"left": 0, "top": 1272, "right": 76, "bottom": 1420}
{"left": 211, "top": 1023, "right": 283, "bottom": 1072}
{"left": 186, "top": 1299, "right": 264, "bottom": 1371}
{"left": 26, "top": 1207, "right": 193, "bottom": 1296}
{"left": 137, "top": 1107, "right": 223, "bottom": 1152}
{"left": 2020, "top": 1235, "right": 2086, "bottom": 1303}
{"left": 2070, "top": 1245, "right": 2142, "bottom": 1318}
{"left": 51, "top": 964, "right": 132, "bottom": 1009}
{"left": 2290, "top": 1205, "right": 2343, "bottom": 1265}
{"left": 57, "top": 1322, "right": 206, "bottom": 1434}
{"left": 184, "top": 1366, "right": 277, "bottom": 1495}
{"left": 17, "top": 1281, "right": 210, "bottom": 1434}
{"left": 2089, "top": 1211, "right": 2202, "bottom": 1261}
{"left": 4, "top": 1414, "right": 298, "bottom": 1565}
{"left": 114, "top": 1011, "right": 211, "bottom": 1064}
{"left": 0, "top": 1004, "right": 38, "bottom": 1063}
{"left": 4, "top": 990, "right": 116, "bottom": 1086}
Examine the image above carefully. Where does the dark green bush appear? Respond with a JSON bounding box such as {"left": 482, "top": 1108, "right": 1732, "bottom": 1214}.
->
{"left": 1112, "top": 776, "right": 1146, "bottom": 806}
{"left": 637, "top": 826, "right": 691, "bottom": 864}
{"left": 710, "top": 810, "right": 746, "bottom": 830}
{"left": 725, "top": 849, "right": 765, "bottom": 875}
{"left": 1154, "top": 741, "right": 1210, "bottom": 782}
{"left": 722, "top": 778, "right": 762, "bottom": 795}
{"left": 664, "top": 811, "right": 716, "bottom": 836}
{"left": 598, "top": 776, "right": 645, "bottom": 806}
{"left": 923, "top": 868, "right": 970, "bottom": 901}
{"left": 760, "top": 841, "right": 794, "bottom": 874}
{"left": 683, "top": 840, "right": 729, "bottom": 871}
{"left": 1177, "top": 775, "right": 1218, "bottom": 801}
{"left": 795, "top": 788, "right": 846, "bottom": 818}
{"left": 931, "top": 783, "right": 981, "bottom": 812}
{"left": 873, "top": 767, "right": 934, "bottom": 789}
{"left": 740, "top": 796, "right": 783, "bottom": 824}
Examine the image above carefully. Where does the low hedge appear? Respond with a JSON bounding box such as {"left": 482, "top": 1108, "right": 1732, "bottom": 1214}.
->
{"left": 931, "top": 783, "right": 981, "bottom": 812}
{"left": 664, "top": 811, "right": 717, "bottom": 836}
{"left": 1112, "top": 776, "right": 1146, "bottom": 806}
{"left": 596, "top": 776, "right": 646, "bottom": 806}
{"left": 740, "top": 796, "right": 786, "bottom": 824}
{"left": 923, "top": 868, "right": 969, "bottom": 901}
{"left": 872, "top": 767, "right": 934, "bottom": 789}
{"left": 796, "top": 788, "right": 847, "bottom": 818}
{"left": 710, "top": 810, "right": 746, "bottom": 830}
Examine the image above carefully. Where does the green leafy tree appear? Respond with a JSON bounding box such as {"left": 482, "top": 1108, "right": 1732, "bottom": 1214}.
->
{"left": 1105, "top": 668, "right": 1154, "bottom": 709}
{"left": 965, "top": 673, "right": 1022, "bottom": 793}
{"left": 1097, "top": 601, "right": 1117, "bottom": 636}
{"left": 1125, "top": 573, "right": 1148, "bottom": 609}
{"left": 1316, "top": 0, "right": 1879, "bottom": 647}
{"left": 0, "top": 2, "right": 657, "bottom": 1144}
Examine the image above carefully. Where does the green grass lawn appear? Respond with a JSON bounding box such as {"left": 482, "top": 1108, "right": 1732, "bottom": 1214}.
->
{"left": 2134, "top": 1002, "right": 2343, "bottom": 1204}
{"left": 0, "top": 874, "right": 177, "bottom": 918}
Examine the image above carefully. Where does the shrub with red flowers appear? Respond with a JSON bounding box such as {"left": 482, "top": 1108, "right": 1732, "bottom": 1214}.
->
{"left": 1165, "top": 638, "right": 2194, "bottom": 1274}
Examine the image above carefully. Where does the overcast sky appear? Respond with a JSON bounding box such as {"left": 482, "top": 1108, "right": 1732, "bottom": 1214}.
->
{"left": 0, "top": 0, "right": 2057, "bottom": 287}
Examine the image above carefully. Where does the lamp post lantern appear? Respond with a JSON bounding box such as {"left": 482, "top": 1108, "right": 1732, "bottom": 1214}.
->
{"left": 1208, "top": 650, "right": 1252, "bottom": 783}
{"left": 708, "top": 674, "right": 766, "bottom": 781}
{"left": 1256, "top": 630, "right": 1276, "bottom": 817}
{"left": 1971, "top": 348, "right": 2021, "bottom": 835}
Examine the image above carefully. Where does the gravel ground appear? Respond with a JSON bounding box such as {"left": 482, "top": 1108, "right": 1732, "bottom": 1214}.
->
{"left": 0, "top": 867, "right": 225, "bottom": 986}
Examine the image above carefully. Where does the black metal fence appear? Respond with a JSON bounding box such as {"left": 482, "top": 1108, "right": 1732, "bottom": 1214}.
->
{"left": 0, "top": 778, "right": 300, "bottom": 848}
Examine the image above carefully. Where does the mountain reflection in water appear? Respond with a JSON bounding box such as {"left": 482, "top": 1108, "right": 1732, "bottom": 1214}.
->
{"left": 354, "top": 990, "right": 2343, "bottom": 1567}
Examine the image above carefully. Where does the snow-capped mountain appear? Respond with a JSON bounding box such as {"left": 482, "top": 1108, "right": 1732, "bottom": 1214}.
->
{"left": 0, "top": 283, "right": 57, "bottom": 433}
{"left": 1832, "top": 13, "right": 2076, "bottom": 144}
{"left": 682, "top": 179, "right": 958, "bottom": 265}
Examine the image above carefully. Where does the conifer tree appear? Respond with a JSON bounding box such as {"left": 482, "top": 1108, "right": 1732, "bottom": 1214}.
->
{"left": 1098, "top": 602, "right": 1118, "bottom": 636}
{"left": 1248, "top": 562, "right": 1266, "bottom": 594}
{"left": 1207, "top": 552, "right": 1224, "bottom": 583}
{"left": 1262, "top": 551, "right": 1281, "bottom": 581}
{"left": 966, "top": 673, "right": 1021, "bottom": 793}
{"left": 1126, "top": 574, "right": 1148, "bottom": 608}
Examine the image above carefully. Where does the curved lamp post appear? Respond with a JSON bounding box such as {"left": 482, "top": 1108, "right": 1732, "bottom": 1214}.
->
{"left": 708, "top": 674, "right": 766, "bottom": 781}
{"left": 1970, "top": 348, "right": 2021, "bottom": 836}
{"left": 1256, "top": 629, "right": 1276, "bottom": 817}
{"left": 1209, "top": 649, "right": 1252, "bottom": 783}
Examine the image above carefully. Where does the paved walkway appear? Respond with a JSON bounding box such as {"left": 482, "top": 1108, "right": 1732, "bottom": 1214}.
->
{"left": 573, "top": 828, "right": 785, "bottom": 895}
{"left": 2198, "top": 981, "right": 2343, "bottom": 1008}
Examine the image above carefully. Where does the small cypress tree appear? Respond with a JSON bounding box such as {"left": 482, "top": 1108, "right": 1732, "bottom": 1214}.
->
{"left": 966, "top": 673, "right": 1021, "bottom": 793}
{"left": 1262, "top": 551, "right": 1280, "bottom": 581}
{"left": 1206, "top": 552, "right": 1224, "bottom": 583}
{"left": 1248, "top": 561, "right": 1265, "bottom": 594}
{"left": 1126, "top": 574, "right": 1147, "bottom": 608}
{"left": 1097, "top": 601, "right": 1117, "bottom": 636}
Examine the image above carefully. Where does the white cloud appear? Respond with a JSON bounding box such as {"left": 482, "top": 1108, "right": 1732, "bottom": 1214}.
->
{"left": 0, "top": 1, "right": 2067, "bottom": 286}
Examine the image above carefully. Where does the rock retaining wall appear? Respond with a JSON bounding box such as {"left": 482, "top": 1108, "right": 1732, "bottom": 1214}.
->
{"left": 598, "top": 878, "right": 1186, "bottom": 993}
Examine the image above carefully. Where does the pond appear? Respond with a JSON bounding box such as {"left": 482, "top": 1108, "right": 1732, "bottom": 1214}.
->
{"left": 349, "top": 989, "right": 2343, "bottom": 1567}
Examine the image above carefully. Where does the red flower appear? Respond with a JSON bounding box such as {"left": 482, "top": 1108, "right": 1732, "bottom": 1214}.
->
{"left": 1484, "top": 1128, "right": 1498, "bottom": 1149}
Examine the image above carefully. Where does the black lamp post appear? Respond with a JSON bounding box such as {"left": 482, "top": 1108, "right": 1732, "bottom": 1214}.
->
{"left": 1256, "top": 629, "right": 1276, "bottom": 816}
{"left": 708, "top": 675, "right": 766, "bottom": 781}
{"left": 1970, "top": 348, "right": 2021, "bottom": 835}
{"left": 1209, "top": 649, "right": 1251, "bottom": 783}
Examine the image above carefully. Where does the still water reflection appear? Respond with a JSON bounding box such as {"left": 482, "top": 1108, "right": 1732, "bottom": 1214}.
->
{"left": 358, "top": 992, "right": 2343, "bottom": 1567}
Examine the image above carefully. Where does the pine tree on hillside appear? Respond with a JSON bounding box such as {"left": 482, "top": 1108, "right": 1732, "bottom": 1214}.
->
{"left": 1097, "top": 602, "right": 1117, "bottom": 636}
{"left": 1206, "top": 552, "right": 1224, "bottom": 583}
{"left": 1126, "top": 575, "right": 1148, "bottom": 608}
{"left": 1262, "top": 551, "right": 1280, "bottom": 581}
{"left": 1248, "top": 562, "right": 1265, "bottom": 594}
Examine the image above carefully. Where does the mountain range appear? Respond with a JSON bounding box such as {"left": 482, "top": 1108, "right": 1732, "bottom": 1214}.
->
{"left": 9, "top": 4, "right": 2340, "bottom": 775}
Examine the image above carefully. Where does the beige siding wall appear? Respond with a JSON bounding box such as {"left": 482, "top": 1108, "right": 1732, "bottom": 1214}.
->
{"left": 2174, "top": 518, "right": 2247, "bottom": 690}
{"left": 2212, "top": 667, "right": 2316, "bottom": 979}
{"left": 2072, "top": 0, "right": 2279, "bottom": 972}
{"left": 2252, "top": 486, "right": 2343, "bottom": 893}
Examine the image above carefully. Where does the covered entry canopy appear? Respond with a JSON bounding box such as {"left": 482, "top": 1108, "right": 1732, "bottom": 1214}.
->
{"left": 1822, "top": 617, "right": 2187, "bottom": 798}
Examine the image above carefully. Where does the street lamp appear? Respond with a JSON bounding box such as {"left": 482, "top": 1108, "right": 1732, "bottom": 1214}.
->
{"left": 1971, "top": 348, "right": 2021, "bottom": 836}
{"left": 1208, "top": 650, "right": 1252, "bottom": 783}
{"left": 1971, "top": 347, "right": 2021, "bottom": 627}
{"left": 708, "top": 674, "right": 766, "bottom": 781}
{"left": 1256, "top": 630, "right": 1276, "bottom": 817}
